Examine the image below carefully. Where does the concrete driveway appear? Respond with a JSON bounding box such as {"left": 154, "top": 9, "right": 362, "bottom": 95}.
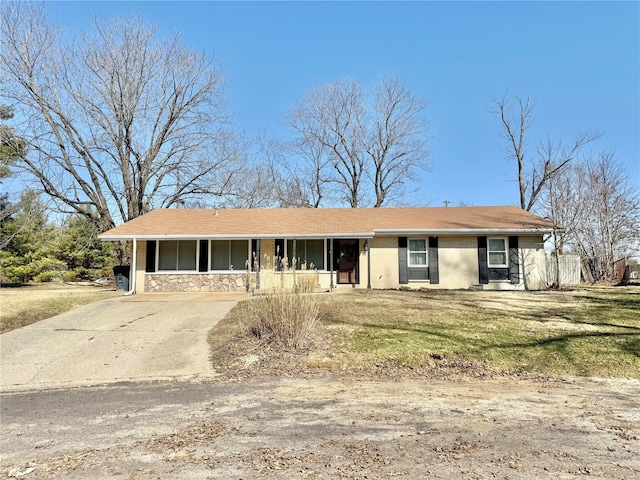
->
{"left": 0, "top": 293, "right": 243, "bottom": 392}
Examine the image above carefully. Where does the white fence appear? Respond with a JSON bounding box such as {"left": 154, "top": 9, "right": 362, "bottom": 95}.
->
{"left": 546, "top": 254, "right": 581, "bottom": 286}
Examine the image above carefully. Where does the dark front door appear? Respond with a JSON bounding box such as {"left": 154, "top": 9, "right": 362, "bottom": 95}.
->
{"left": 334, "top": 239, "right": 359, "bottom": 284}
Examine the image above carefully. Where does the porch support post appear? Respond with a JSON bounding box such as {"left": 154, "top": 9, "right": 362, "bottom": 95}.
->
{"left": 129, "top": 237, "right": 137, "bottom": 295}
{"left": 256, "top": 239, "right": 261, "bottom": 290}
{"left": 366, "top": 238, "right": 371, "bottom": 289}
{"left": 292, "top": 239, "right": 297, "bottom": 264}
{"left": 329, "top": 238, "right": 334, "bottom": 291}
{"left": 292, "top": 239, "right": 297, "bottom": 285}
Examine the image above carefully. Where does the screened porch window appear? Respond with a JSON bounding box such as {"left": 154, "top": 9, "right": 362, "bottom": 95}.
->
{"left": 210, "top": 240, "right": 249, "bottom": 270}
{"left": 408, "top": 239, "right": 428, "bottom": 266}
{"left": 286, "top": 239, "right": 325, "bottom": 270}
{"left": 488, "top": 237, "right": 508, "bottom": 268}
{"left": 157, "top": 240, "right": 197, "bottom": 271}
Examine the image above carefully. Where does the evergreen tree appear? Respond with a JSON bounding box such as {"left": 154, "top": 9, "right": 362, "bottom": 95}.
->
{"left": 0, "top": 105, "right": 25, "bottom": 180}
{"left": 0, "top": 190, "right": 64, "bottom": 283}
{"left": 55, "top": 216, "right": 115, "bottom": 280}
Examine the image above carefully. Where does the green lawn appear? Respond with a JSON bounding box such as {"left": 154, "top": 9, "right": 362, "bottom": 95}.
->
{"left": 318, "top": 288, "right": 640, "bottom": 378}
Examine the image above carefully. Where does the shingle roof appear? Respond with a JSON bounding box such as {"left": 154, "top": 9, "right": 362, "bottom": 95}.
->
{"left": 99, "top": 206, "right": 555, "bottom": 240}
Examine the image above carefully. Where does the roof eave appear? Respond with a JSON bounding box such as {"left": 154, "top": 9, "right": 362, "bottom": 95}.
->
{"left": 99, "top": 229, "right": 555, "bottom": 241}
{"left": 99, "top": 232, "right": 376, "bottom": 241}
{"left": 373, "top": 228, "right": 555, "bottom": 235}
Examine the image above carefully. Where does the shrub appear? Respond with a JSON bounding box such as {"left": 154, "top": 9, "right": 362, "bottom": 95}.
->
{"left": 72, "top": 267, "right": 90, "bottom": 280}
{"left": 95, "top": 266, "right": 114, "bottom": 279}
{"left": 247, "top": 290, "right": 320, "bottom": 349}
{"left": 61, "top": 271, "right": 77, "bottom": 282}
{"left": 33, "top": 271, "right": 58, "bottom": 283}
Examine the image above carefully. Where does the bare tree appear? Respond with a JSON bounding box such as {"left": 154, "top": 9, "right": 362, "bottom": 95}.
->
{"left": 287, "top": 134, "right": 331, "bottom": 208}
{"left": 223, "top": 160, "right": 309, "bottom": 209}
{"left": 570, "top": 153, "right": 640, "bottom": 282}
{"left": 289, "top": 78, "right": 365, "bottom": 207}
{"left": 215, "top": 136, "right": 310, "bottom": 209}
{"left": 495, "top": 96, "right": 601, "bottom": 211}
{"left": 540, "top": 162, "right": 585, "bottom": 288}
{"left": 365, "top": 77, "right": 429, "bottom": 207}
{"left": 288, "top": 77, "right": 429, "bottom": 207}
{"left": 542, "top": 152, "right": 639, "bottom": 284}
{"left": 1, "top": 2, "right": 242, "bottom": 233}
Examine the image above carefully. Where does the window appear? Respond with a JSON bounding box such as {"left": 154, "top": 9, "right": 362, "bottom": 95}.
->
{"left": 488, "top": 237, "right": 508, "bottom": 268}
{"left": 408, "top": 239, "right": 428, "bottom": 266}
{"left": 285, "top": 239, "right": 325, "bottom": 270}
{"left": 210, "top": 240, "right": 249, "bottom": 270}
{"left": 157, "top": 240, "right": 197, "bottom": 271}
{"left": 305, "top": 239, "right": 324, "bottom": 270}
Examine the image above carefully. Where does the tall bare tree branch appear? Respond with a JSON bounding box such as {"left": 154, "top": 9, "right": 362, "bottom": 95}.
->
{"left": 365, "top": 76, "right": 429, "bottom": 207}
{"left": 495, "top": 95, "right": 602, "bottom": 211}
{"left": 289, "top": 77, "right": 429, "bottom": 207}
{"left": 1, "top": 2, "right": 242, "bottom": 232}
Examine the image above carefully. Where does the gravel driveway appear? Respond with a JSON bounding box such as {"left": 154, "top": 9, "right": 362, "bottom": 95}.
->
{"left": 0, "top": 293, "right": 242, "bottom": 391}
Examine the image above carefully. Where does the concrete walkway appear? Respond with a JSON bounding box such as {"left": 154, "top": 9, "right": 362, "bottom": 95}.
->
{"left": 0, "top": 293, "right": 243, "bottom": 392}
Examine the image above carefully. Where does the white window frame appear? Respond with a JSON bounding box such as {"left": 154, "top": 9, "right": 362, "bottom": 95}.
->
{"left": 155, "top": 239, "right": 199, "bottom": 272}
{"left": 209, "top": 239, "right": 251, "bottom": 272}
{"left": 487, "top": 237, "right": 509, "bottom": 268}
{"left": 408, "top": 238, "right": 428, "bottom": 268}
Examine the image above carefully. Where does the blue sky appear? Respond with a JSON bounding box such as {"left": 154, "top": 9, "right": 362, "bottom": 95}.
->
{"left": 46, "top": 1, "right": 639, "bottom": 208}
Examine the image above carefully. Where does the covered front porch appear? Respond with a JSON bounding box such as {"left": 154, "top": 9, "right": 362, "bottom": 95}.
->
{"left": 132, "top": 236, "right": 373, "bottom": 293}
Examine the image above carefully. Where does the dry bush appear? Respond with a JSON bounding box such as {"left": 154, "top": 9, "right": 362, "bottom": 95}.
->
{"left": 293, "top": 271, "right": 319, "bottom": 293}
{"left": 246, "top": 290, "right": 320, "bottom": 349}
{"left": 259, "top": 269, "right": 319, "bottom": 293}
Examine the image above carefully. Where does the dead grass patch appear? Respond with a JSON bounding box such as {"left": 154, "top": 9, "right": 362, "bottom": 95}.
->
{"left": 1, "top": 283, "right": 119, "bottom": 333}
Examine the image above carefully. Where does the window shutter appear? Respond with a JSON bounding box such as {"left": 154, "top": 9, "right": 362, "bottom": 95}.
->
{"left": 198, "top": 240, "right": 208, "bottom": 272}
{"left": 478, "top": 236, "right": 489, "bottom": 284}
{"left": 509, "top": 236, "right": 520, "bottom": 284}
{"left": 428, "top": 237, "right": 439, "bottom": 284}
{"left": 145, "top": 240, "right": 156, "bottom": 273}
{"left": 398, "top": 237, "right": 408, "bottom": 284}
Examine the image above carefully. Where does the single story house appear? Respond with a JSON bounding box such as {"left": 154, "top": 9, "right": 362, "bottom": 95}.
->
{"left": 99, "top": 206, "right": 555, "bottom": 293}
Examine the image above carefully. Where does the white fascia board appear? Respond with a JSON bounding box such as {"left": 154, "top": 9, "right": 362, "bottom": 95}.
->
{"left": 99, "top": 229, "right": 557, "bottom": 241}
{"left": 373, "top": 228, "right": 554, "bottom": 236}
{"left": 99, "top": 232, "right": 375, "bottom": 241}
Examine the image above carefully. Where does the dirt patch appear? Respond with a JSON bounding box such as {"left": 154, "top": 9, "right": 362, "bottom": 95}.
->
{"left": 2, "top": 375, "right": 639, "bottom": 479}
{"left": 212, "top": 329, "right": 512, "bottom": 382}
